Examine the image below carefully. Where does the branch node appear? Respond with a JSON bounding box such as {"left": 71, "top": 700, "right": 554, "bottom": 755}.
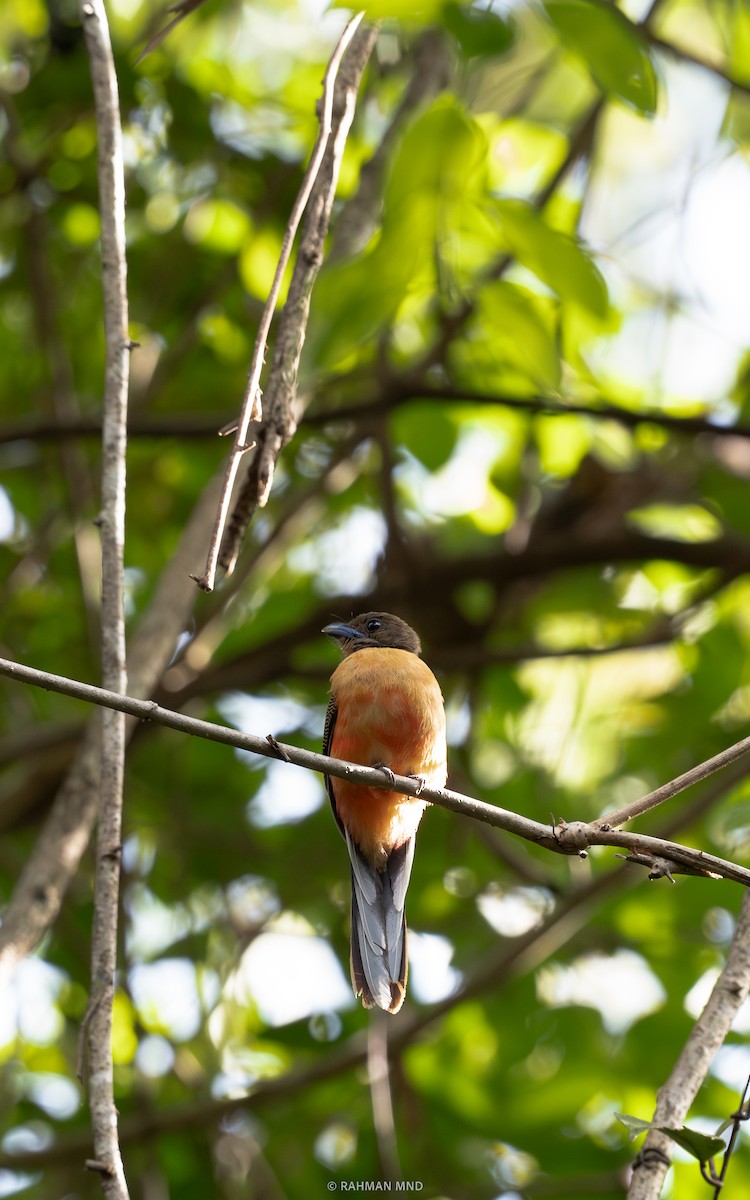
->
{"left": 554, "top": 819, "right": 591, "bottom": 853}
{"left": 266, "top": 734, "right": 292, "bottom": 763}
{"left": 85, "top": 1159, "right": 116, "bottom": 1176}
{"left": 633, "top": 1147, "right": 672, "bottom": 1171}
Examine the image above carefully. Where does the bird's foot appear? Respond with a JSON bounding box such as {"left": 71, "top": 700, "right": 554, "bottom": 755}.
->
{"left": 373, "top": 762, "right": 396, "bottom": 787}
{"left": 408, "top": 773, "right": 426, "bottom": 795}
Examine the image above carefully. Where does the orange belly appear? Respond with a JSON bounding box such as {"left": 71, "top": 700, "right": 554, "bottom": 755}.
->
{"left": 329, "top": 648, "right": 447, "bottom": 867}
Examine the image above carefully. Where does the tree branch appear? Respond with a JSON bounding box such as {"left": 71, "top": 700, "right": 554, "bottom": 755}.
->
{"left": 627, "top": 891, "right": 750, "bottom": 1199}
{"left": 80, "top": 0, "right": 130, "bottom": 1193}
{"left": 307, "top": 381, "right": 750, "bottom": 444}
{"left": 595, "top": 733, "right": 750, "bottom": 831}
{"left": 214, "top": 22, "right": 379, "bottom": 580}
{"left": 642, "top": 28, "right": 750, "bottom": 97}
{"left": 1, "top": 655, "right": 749, "bottom": 886}
{"left": 5, "top": 378, "right": 750, "bottom": 447}
{"left": 0, "top": 473, "right": 223, "bottom": 983}
{"left": 2, "top": 758, "right": 743, "bottom": 1178}
{"left": 195, "top": 11, "right": 367, "bottom": 592}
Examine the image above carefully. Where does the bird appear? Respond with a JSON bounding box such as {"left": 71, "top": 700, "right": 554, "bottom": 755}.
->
{"left": 322, "top": 612, "right": 447, "bottom": 1014}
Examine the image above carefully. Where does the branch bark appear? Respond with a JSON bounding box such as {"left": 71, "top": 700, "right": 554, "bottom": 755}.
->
{"left": 195, "top": 12, "right": 369, "bottom": 591}
{"left": 80, "top": 0, "right": 130, "bottom": 1193}
{"left": 215, "top": 22, "right": 379, "bottom": 579}
{"left": 1, "top": 654, "right": 749, "bottom": 887}
{"left": 627, "top": 891, "right": 750, "bottom": 1200}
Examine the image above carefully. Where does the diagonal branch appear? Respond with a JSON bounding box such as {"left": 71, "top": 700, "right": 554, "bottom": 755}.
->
{"left": 80, "top": 0, "right": 130, "bottom": 1194}
{"left": 195, "top": 12, "right": 367, "bottom": 592}
{"left": 1, "top": 655, "right": 749, "bottom": 886}
{"left": 1, "top": 760, "right": 743, "bottom": 1178}
{"left": 214, "top": 22, "right": 379, "bottom": 580}
{"left": 595, "top": 733, "right": 750, "bottom": 831}
{"left": 627, "top": 890, "right": 750, "bottom": 1200}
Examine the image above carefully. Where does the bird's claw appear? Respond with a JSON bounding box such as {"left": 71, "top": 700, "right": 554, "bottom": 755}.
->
{"left": 408, "top": 773, "right": 426, "bottom": 796}
{"left": 373, "top": 762, "right": 396, "bottom": 787}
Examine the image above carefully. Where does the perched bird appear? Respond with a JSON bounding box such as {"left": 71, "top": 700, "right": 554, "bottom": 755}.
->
{"left": 322, "top": 612, "right": 447, "bottom": 1014}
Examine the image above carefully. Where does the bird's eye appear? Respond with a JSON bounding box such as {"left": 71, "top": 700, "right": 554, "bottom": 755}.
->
{"left": 366, "top": 618, "right": 381, "bottom": 632}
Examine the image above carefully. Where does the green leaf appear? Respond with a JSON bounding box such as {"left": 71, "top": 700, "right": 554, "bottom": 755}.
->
{"left": 496, "top": 199, "right": 608, "bottom": 315}
{"left": 615, "top": 1112, "right": 654, "bottom": 1140}
{"left": 658, "top": 1126, "right": 726, "bottom": 1163}
{"left": 544, "top": 0, "right": 658, "bottom": 114}
{"left": 391, "top": 402, "right": 459, "bottom": 471}
{"left": 442, "top": 2, "right": 515, "bottom": 58}
{"left": 628, "top": 503, "right": 722, "bottom": 543}
{"left": 476, "top": 281, "right": 561, "bottom": 390}
{"left": 386, "top": 95, "right": 488, "bottom": 215}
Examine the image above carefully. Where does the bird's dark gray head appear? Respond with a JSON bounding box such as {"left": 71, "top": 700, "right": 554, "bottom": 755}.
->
{"left": 322, "top": 612, "right": 422, "bottom": 657}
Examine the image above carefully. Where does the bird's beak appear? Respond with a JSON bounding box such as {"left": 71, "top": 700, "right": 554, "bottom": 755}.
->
{"left": 322, "top": 622, "right": 365, "bottom": 641}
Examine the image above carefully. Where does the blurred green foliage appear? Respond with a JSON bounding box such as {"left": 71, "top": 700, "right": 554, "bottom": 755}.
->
{"left": 2, "top": 0, "right": 750, "bottom": 1197}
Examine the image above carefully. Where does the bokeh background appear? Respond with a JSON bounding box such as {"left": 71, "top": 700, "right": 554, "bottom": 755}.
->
{"left": 2, "top": 0, "right": 750, "bottom": 1195}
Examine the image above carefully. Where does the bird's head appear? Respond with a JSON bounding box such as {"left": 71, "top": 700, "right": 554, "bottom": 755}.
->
{"left": 322, "top": 612, "right": 421, "bottom": 657}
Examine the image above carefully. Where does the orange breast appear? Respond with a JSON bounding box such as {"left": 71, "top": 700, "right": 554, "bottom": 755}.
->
{"left": 329, "top": 649, "right": 447, "bottom": 867}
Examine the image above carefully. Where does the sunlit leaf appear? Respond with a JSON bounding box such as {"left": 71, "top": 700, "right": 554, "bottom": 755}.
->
{"left": 658, "top": 1126, "right": 726, "bottom": 1163}
{"left": 496, "top": 198, "right": 608, "bottom": 315}
{"left": 475, "top": 281, "right": 561, "bottom": 390}
{"left": 615, "top": 1112, "right": 653, "bottom": 1140}
{"left": 544, "top": 0, "right": 658, "bottom": 114}
{"left": 442, "top": 2, "right": 514, "bottom": 58}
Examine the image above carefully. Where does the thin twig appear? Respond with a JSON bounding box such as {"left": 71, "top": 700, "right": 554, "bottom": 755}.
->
{"left": 195, "top": 11, "right": 365, "bottom": 592}
{"left": 306, "top": 381, "right": 750, "bottom": 443}
{"left": 1, "top": 654, "right": 750, "bottom": 886}
{"left": 327, "top": 27, "right": 452, "bottom": 262}
{"left": 80, "top": 0, "right": 130, "bottom": 1195}
{"left": 135, "top": 0, "right": 210, "bottom": 63}
{"left": 367, "top": 1012, "right": 402, "bottom": 1182}
{"left": 627, "top": 892, "right": 750, "bottom": 1200}
{"left": 712, "top": 1076, "right": 750, "bottom": 1196}
{"left": 216, "top": 22, "right": 378, "bottom": 577}
{"left": 639, "top": 26, "right": 750, "bottom": 97}
{"left": 6, "top": 379, "right": 750, "bottom": 446}
{"left": 596, "top": 734, "right": 750, "bottom": 831}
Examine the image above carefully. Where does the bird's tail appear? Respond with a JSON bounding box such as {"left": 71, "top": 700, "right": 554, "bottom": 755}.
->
{"left": 346, "top": 832, "right": 415, "bottom": 1014}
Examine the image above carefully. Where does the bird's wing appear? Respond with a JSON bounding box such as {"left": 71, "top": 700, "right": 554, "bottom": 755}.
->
{"left": 322, "top": 694, "right": 345, "bottom": 837}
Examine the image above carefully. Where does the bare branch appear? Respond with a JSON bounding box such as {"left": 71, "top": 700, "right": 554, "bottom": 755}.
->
{"left": 0, "top": 473, "right": 223, "bottom": 983}
{"left": 1, "top": 655, "right": 750, "bottom": 886}
{"left": 368, "top": 1012, "right": 401, "bottom": 1182}
{"left": 328, "top": 27, "right": 452, "bottom": 262}
{"left": 135, "top": 0, "right": 211, "bottom": 63}
{"left": 627, "top": 891, "right": 750, "bottom": 1199}
{"left": 307, "top": 381, "right": 750, "bottom": 444}
{"left": 1, "top": 762, "right": 741, "bottom": 1180}
{"left": 595, "top": 733, "right": 750, "bottom": 831}
{"left": 195, "top": 12, "right": 367, "bottom": 592}
{"left": 6, "top": 380, "right": 750, "bottom": 448}
{"left": 80, "top": 0, "right": 130, "bottom": 1193}
{"left": 215, "top": 22, "right": 379, "bottom": 579}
